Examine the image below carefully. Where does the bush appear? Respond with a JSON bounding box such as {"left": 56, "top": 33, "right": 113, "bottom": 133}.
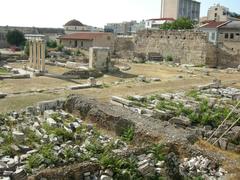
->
{"left": 40, "top": 144, "right": 59, "bottom": 165}
{"left": 121, "top": 127, "right": 135, "bottom": 142}
{"left": 46, "top": 40, "right": 57, "bottom": 48}
{"left": 57, "top": 44, "right": 64, "bottom": 52}
{"left": 63, "top": 49, "right": 72, "bottom": 56}
{"left": 27, "top": 154, "right": 44, "bottom": 169}
{"left": 165, "top": 55, "right": 173, "bottom": 62}
{"left": 148, "top": 144, "right": 166, "bottom": 161}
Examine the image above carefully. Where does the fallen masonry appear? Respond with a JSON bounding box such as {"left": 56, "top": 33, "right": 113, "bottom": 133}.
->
{"left": 0, "top": 89, "right": 238, "bottom": 179}
{"left": 111, "top": 80, "right": 240, "bottom": 153}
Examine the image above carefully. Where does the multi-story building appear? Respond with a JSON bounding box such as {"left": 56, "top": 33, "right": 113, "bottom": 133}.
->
{"left": 104, "top": 21, "right": 144, "bottom": 35}
{"left": 160, "top": 0, "right": 200, "bottom": 21}
{"left": 207, "top": 4, "right": 240, "bottom": 22}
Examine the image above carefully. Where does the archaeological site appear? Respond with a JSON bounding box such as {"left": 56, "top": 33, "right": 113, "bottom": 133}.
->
{"left": 0, "top": 1, "right": 240, "bottom": 180}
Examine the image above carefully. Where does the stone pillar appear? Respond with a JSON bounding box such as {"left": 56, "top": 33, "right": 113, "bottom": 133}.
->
{"left": 29, "top": 41, "right": 33, "bottom": 68}
{"left": 41, "top": 42, "right": 45, "bottom": 72}
{"left": 89, "top": 47, "right": 111, "bottom": 72}
{"left": 33, "top": 41, "right": 37, "bottom": 69}
{"left": 37, "top": 41, "right": 41, "bottom": 70}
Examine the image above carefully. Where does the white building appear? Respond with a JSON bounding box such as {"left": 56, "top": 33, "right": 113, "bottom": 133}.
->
{"left": 25, "top": 34, "right": 46, "bottom": 41}
{"left": 145, "top": 18, "right": 175, "bottom": 29}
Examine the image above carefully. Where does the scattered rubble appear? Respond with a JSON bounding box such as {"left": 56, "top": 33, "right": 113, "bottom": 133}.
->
{"left": 111, "top": 80, "right": 240, "bottom": 153}
{"left": 0, "top": 93, "right": 230, "bottom": 179}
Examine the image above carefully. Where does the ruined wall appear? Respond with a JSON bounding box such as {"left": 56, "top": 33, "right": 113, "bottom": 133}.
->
{"left": 134, "top": 30, "right": 214, "bottom": 66}
{"left": 114, "top": 30, "right": 240, "bottom": 68}
{"left": 114, "top": 37, "right": 135, "bottom": 59}
{"left": 217, "top": 49, "right": 240, "bottom": 68}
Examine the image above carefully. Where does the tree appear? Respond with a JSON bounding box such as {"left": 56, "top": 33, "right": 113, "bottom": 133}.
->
{"left": 6, "top": 29, "right": 26, "bottom": 47}
{"left": 160, "top": 17, "right": 194, "bottom": 30}
{"left": 47, "top": 40, "right": 57, "bottom": 48}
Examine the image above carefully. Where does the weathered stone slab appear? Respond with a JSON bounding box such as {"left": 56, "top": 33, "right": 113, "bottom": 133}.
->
{"left": 111, "top": 96, "right": 133, "bottom": 107}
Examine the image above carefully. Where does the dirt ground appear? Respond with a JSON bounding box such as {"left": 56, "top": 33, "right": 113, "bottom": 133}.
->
{"left": 0, "top": 62, "right": 240, "bottom": 113}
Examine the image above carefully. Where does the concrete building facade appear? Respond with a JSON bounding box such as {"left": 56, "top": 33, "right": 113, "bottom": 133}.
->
{"left": 104, "top": 21, "right": 145, "bottom": 35}
{"left": 160, "top": 0, "right": 200, "bottom": 21}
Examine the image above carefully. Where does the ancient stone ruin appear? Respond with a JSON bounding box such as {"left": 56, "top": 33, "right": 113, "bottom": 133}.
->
{"left": 28, "top": 40, "right": 46, "bottom": 72}
{"left": 89, "top": 47, "right": 115, "bottom": 72}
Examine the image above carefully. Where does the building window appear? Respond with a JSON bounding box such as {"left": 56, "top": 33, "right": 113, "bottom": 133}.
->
{"left": 211, "top": 32, "right": 216, "bottom": 41}
{"left": 81, "top": 41, "right": 83, "bottom": 47}
{"left": 214, "top": 13, "right": 217, "bottom": 17}
{"left": 230, "top": 33, "right": 234, "bottom": 39}
{"left": 215, "top": 8, "right": 218, "bottom": 11}
{"left": 236, "top": 33, "right": 240, "bottom": 36}
{"left": 225, "top": 33, "right": 229, "bottom": 39}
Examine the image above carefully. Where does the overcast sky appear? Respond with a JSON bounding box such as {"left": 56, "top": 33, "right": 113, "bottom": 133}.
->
{"left": 0, "top": 0, "right": 239, "bottom": 28}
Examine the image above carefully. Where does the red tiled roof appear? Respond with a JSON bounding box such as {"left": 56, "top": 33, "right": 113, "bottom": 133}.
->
{"left": 59, "top": 32, "right": 110, "bottom": 40}
{"left": 148, "top": 18, "right": 175, "bottom": 21}
{"left": 200, "top": 21, "right": 228, "bottom": 28}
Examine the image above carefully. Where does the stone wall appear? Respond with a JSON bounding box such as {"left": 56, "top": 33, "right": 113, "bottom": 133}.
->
{"left": 114, "top": 37, "right": 135, "bottom": 59}
{"left": 134, "top": 30, "right": 215, "bottom": 66}
{"left": 217, "top": 48, "right": 240, "bottom": 68}
{"left": 114, "top": 30, "right": 240, "bottom": 68}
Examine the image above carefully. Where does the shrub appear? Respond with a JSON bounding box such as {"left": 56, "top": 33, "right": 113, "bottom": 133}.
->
{"left": 42, "top": 123, "right": 74, "bottom": 141}
{"left": 148, "top": 144, "right": 166, "bottom": 161}
{"left": 40, "top": 144, "right": 59, "bottom": 165}
{"left": 57, "top": 44, "right": 64, "bottom": 52}
{"left": 63, "top": 49, "right": 72, "bottom": 55}
{"left": 25, "top": 128, "right": 41, "bottom": 145}
{"left": 46, "top": 40, "right": 57, "bottom": 48}
{"left": 165, "top": 55, "right": 173, "bottom": 62}
{"left": 27, "top": 154, "right": 44, "bottom": 169}
{"left": 99, "top": 152, "right": 141, "bottom": 179}
{"left": 121, "top": 127, "right": 135, "bottom": 142}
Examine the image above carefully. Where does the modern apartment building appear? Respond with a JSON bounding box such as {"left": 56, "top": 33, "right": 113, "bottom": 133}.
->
{"left": 104, "top": 21, "right": 144, "bottom": 35}
{"left": 160, "top": 0, "right": 200, "bottom": 21}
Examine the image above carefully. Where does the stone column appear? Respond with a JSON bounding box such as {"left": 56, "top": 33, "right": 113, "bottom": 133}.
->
{"left": 37, "top": 41, "right": 41, "bottom": 70}
{"left": 41, "top": 41, "right": 45, "bottom": 72}
{"left": 29, "top": 41, "right": 33, "bottom": 67}
{"left": 33, "top": 41, "right": 37, "bottom": 69}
